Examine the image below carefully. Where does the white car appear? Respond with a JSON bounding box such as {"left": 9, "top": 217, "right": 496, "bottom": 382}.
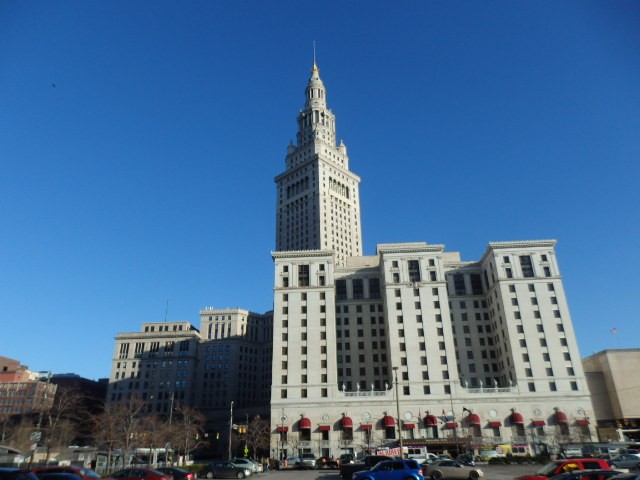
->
{"left": 231, "top": 458, "right": 260, "bottom": 473}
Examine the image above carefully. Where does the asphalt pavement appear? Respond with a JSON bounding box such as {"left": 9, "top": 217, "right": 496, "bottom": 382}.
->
{"left": 257, "top": 463, "right": 540, "bottom": 480}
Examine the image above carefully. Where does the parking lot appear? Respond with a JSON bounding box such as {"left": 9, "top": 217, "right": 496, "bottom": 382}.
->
{"left": 259, "top": 463, "right": 540, "bottom": 480}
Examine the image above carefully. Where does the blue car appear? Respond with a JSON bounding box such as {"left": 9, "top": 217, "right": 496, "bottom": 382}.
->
{"left": 353, "top": 459, "right": 424, "bottom": 480}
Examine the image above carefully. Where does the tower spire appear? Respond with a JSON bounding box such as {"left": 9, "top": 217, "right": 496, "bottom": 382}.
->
{"left": 313, "top": 41, "right": 317, "bottom": 69}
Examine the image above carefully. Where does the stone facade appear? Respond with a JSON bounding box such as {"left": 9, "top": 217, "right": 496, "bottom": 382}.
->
{"left": 583, "top": 349, "right": 640, "bottom": 442}
{"left": 269, "top": 64, "right": 596, "bottom": 460}
{"left": 275, "top": 62, "right": 362, "bottom": 267}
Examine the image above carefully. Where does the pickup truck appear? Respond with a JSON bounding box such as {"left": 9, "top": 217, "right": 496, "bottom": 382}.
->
{"left": 339, "top": 455, "right": 393, "bottom": 480}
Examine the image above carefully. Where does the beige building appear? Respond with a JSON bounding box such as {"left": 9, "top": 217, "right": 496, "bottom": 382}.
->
{"left": 269, "top": 63, "right": 596, "bottom": 460}
{"left": 106, "top": 309, "right": 273, "bottom": 454}
{"left": 583, "top": 349, "right": 640, "bottom": 442}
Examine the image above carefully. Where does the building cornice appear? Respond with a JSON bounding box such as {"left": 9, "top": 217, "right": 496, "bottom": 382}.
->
{"left": 377, "top": 243, "right": 445, "bottom": 255}
{"left": 272, "top": 249, "right": 334, "bottom": 260}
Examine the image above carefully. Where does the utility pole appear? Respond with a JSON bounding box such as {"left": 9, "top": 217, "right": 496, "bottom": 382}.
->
{"left": 228, "top": 401, "right": 234, "bottom": 460}
{"left": 393, "top": 367, "right": 403, "bottom": 457}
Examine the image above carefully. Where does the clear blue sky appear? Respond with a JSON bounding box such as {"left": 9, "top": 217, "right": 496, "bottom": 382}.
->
{"left": 1, "top": 1, "right": 639, "bottom": 380}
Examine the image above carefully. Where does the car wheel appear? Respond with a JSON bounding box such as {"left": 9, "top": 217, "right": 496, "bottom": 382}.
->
{"left": 432, "top": 471, "right": 442, "bottom": 480}
{"left": 236, "top": 472, "right": 245, "bottom": 479}
{"left": 474, "top": 456, "right": 482, "bottom": 463}
{"left": 469, "top": 471, "right": 480, "bottom": 480}
{"left": 206, "top": 472, "right": 214, "bottom": 479}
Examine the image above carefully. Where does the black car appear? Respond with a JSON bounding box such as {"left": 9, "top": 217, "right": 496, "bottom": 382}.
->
{"left": 455, "top": 454, "right": 475, "bottom": 466}
{"left": 199, "top": 461, "right": 252, "bottom": 479}
{"left": 0, "top": 469, "right": 39, "bottom": 480}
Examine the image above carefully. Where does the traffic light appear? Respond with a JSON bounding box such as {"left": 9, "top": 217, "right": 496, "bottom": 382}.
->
{"left": 216, "top": 432, "right": 220, "bottom": 440}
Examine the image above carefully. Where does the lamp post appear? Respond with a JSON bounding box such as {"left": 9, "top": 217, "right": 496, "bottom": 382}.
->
{"left": 393, "top": 367, "right": 403, "bottom": 457}
{"left": 228, "top": 401, "right": 234, "bottom": 460}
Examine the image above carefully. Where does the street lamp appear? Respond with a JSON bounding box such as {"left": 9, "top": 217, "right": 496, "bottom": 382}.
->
{"left": 393, "top": 367, "right": 403, "bottom": 457}
{"left": 228, "top": 401, "right": 234, "bottom": 460}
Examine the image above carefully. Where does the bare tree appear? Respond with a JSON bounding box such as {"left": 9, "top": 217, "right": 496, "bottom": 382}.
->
{"left": 44, "top": 387, "right": 86, "bottom": 463}
{"left": 171, "top": 403, "right": 206, "bottom": 465}
{"left": 246, "top": 416, "right": 270, "bottom": 460}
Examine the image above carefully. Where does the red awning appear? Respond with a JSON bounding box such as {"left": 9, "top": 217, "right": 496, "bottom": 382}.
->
{"left": 425, "top": 415, "right": 438, "bottom": 426}
{"left": 445, "top": 422, "right": 458, "bottom": 428}
{"left": 319, "top": 425, "right": 331, "bottom": 431}
{"left": 576, "top": 419, "right": 590, "bottom": 426}
{"left": 555, "top": 411, "right": 568, "bottom": 424}
{"left": 342, "top": 416, "right": 353, "bottom": 428}
{"left": 403, "top": 423, "right": 416, "bottom": 429}
{"left": 511, "top": 412, "right": 524, "bottom": 424}
{"left": 532, "top": 420, "right": 546, "bottom": 426}
{"left": 383, "top": 415, "right": 395, "bottom": 427}
{"left": 361, "top": 424, "right": 372, "bottom": 430}
{"left": 467, "top": 413, "right": 481, "bottom": 426}
{"left": 488, "top": 421, "right": 502, "bottom": 428}
{"left": 277, "top": 426, "right": 289, "bottom": 432}
{"left": 299, "top": 417, "right": 311, "bottom": 429}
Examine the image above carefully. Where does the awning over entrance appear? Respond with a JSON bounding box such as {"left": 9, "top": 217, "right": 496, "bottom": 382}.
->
{"left": 466, "top": 413, "right": 481, "bottom": 426}
{"left": 488, "top": 421, "right": 502, "bottom": 428}
{"left": 510, "top": 412, "right": 524, "bottom": 424}
{"left": 319, "top": 425, "right": 331, "bottom": 431}
{"left": 403, "top": 422, "right": 416, "bottom": 429}
{"left": 361, "top": 424, "right": 372, "bottom": 430}
{"left": 576, "top": 419, "right": 590, "bottom": 426}
{"left": 424, "top": 415, "right": 438, "bottom": 426}
{"left": 383, "top": 415, "right": 395, "bottom": 427}
{"left": 532, "top": 420, "right": 546, "bottom": 426}
{"left": 341, "top": 416, "right": 353, "bottom": 428}
{"left": 277, "top": 426, "right": 289, "bottom": 432}
{"left": 299, "top": 417, "right": 311, "bottom": 429}
{"left": 445, "top": 422, "right": 458, "bottom": 428}
{"left": 554, "top": 411, "right": 568, "bottom": 424}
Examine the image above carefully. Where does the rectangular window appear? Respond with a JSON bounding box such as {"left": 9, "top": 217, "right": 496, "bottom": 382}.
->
{"left": 470, "top": 274, "right": 483, "bottom": 295}
{"left": 298, "top": 264, "right": 309, "bottom": 286}
{"left": 520, "top": 255, "right": 535, "bottom": 278}
{"left": 369, "top": 278, "right": 381, "bottom": 299}
{"left": 408, "top": 260, "right": 421, "bottom": 282}
{"left": 453, "top": 274, "right": 466, "bottom": 295}
{"left": 336, "top": 279, "right": 347, "bottom": 300}
{"left": 352, "top": 279, "right": 364, "bottom": 299}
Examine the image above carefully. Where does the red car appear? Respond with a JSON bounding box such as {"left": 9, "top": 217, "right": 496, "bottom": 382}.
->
{"left": 106, "top": 468, "right": 173, "bottom": 480}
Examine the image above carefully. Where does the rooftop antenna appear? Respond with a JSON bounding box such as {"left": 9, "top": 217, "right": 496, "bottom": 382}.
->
{"left": 164, "top": 299, "right": 169, "bottom": 322}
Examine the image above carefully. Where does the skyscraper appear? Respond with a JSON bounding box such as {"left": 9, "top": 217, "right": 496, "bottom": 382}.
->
{"left": 275, "top": 62, "right": 362, "bottom": 267}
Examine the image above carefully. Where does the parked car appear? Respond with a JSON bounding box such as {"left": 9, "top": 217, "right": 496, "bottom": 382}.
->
{"left": 106, "top": 468, "right": 173, "bottom": 480}
{"left": 230, "top": 459, "right": 259, "bottom": 474}
{"left": 32, "top": 467, "right": 101, "bottom": 480}
{"left": 353, "top": 459, "right": 424, "bottom": 480}
{"left": 514, "top": 458, "right": 611, "bottom": 480}
{"left": 455, "top": 454, "right": 475, "bottom": 466}
{"left": 422, "top": 459, "right": 484, "bottom": 480}
{"left": 32, "top": 473, "right": 84, "bottom": 480}
{"left": 608, "top": 455, "right": 640, "bottom": 470}
{"left": 609, "top": 475, "right": 640, "bottom": 480}
{"left": 200, "top": 461, "right": 252, "bottom": 479}
{"left": 0, "top": 470, "right": 39, "bottom": 480}
{"left": 316, "top": 456, "right": 339, "bottom": 469}
{"left": 300, "top": 453, "right": 317, "bottom": 469}
{"left": 155, "top": 468, "right": 196, "bottom": 480}
{"left": 549, "top": 470, "right": 624, "bottom": 480}
{"left": 340, "top": 455, "right": 394, "bottom": 479}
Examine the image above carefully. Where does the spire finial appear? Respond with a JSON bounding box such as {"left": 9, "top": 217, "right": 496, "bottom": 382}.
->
{"left": 313, "top": 41, "right": 316, "bottom": 67}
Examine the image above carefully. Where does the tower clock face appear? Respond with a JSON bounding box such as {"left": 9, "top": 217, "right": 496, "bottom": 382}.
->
{"left": 533, "top": 408, "right": 542, "bottom": 417}
{"left": 404, "top": 411, "right": 413, "bottom": 420}
{"left": 362, "top": 412, "right": 371, "bottom": 421}
{"left": 322, "top": 414, "right": 329, "bottom": 422}
{"left": 577, "top": 408, "right": 585, "bottom": 416}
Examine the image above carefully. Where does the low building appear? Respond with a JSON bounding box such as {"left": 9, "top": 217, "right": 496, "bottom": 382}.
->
{"left": 583, "top": 349, "right": 640, "bottom": 442}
